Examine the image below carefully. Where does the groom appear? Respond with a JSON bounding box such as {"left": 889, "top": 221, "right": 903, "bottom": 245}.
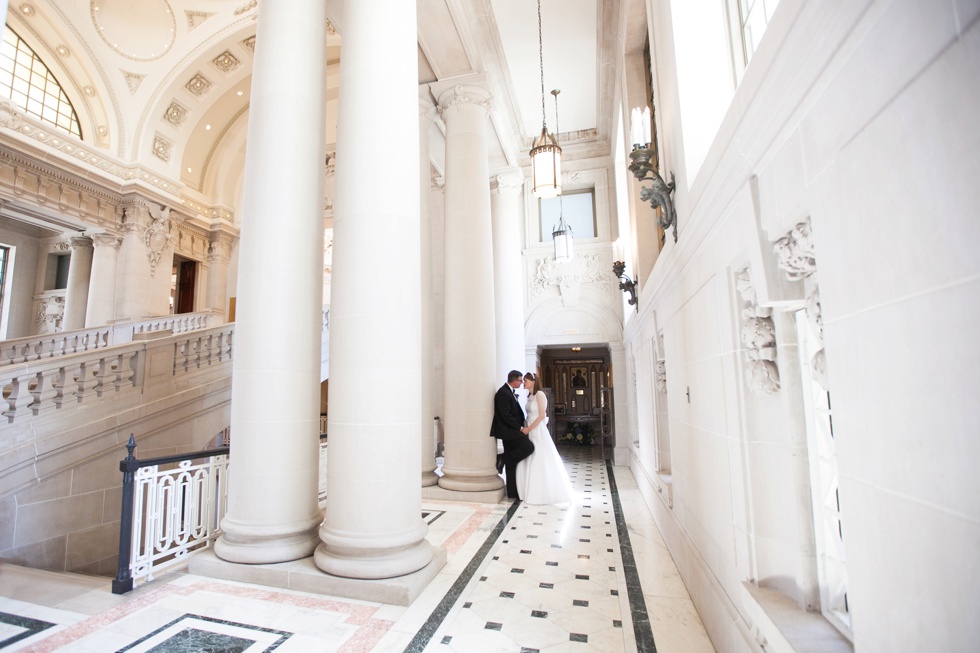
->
{"left": 490, "top": 370, "right": 535, "bottom": 499}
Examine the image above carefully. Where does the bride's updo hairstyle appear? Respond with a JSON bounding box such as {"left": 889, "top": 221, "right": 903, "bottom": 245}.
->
{"left": 524, "top": 372, "right": 538, "bottom": 395}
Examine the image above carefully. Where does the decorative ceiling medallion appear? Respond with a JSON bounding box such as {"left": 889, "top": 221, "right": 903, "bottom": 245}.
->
{"left": 18, "top": 4, "right": 34, "bottom": 17}
{"left": 241, "top": 36, "right": 255, "bottom": 54}
{"left": 83, "top": 86, "right": 96, "bottom": 96}
{"left": 91, "top": 0, "right": 176, "bottom": 62}
{"left": 152, "top": 134, "right": 173, "bottom": 162}
{"left": 185, "top": 10, "right": 212, "bottom": 31}
{"left": 56, "top": 45, "right": 70, "bottom": 57}
{"left": 212, "top": 51, "right": 240, "bottom": 74}
{"left": 163, "top": 101, "right": 187, "bottom": 127}
{"left": 185, "top": 73, "right": 212, "bottom": 97}
{"left": 122, "top": 71, "right": 144, "bottom": 94}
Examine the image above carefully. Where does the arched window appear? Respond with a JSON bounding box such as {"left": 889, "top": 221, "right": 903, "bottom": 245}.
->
{"left": 0, "top": 25, "right": 81, "bottom": 138}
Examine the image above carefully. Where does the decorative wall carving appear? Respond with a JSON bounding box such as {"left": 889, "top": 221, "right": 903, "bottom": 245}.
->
{"left": 241, "top": 36, "right": 255, "bottom": 53}
{"left": 773, "top": 218, "right": 827, "bottom": 389}
{"left": 0, "top": 100, "right": 23, "bottom": 129}
{"left": 774, "top": 219, "right": 817, "bottom": 280}
{"left": 34, "top": 294, "right": 65, "bottom": 333}
{"left": 528, "top": 253, "right": 606, "bottom": 299}
{"left": 737, "top": 266, "right": 780, "bottom": 395}
{"left": 438, "top": 85, "right": 493, "bottom": 115}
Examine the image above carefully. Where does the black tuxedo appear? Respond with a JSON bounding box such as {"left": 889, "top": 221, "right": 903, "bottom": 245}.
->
{"left": 490, "top": 383, "right": 534, "bottom": 498}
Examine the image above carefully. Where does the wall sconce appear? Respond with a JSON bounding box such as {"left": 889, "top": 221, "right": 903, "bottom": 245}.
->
{"left": 629, "top": 107, "right": 677, "bottom": 243}
{"left": 612, "top": 261, "right": 637, "bottom": 307}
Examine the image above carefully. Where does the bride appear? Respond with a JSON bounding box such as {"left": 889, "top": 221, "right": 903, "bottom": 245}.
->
{"left": 515, "top": 372, "right": 573, "bottom": 505}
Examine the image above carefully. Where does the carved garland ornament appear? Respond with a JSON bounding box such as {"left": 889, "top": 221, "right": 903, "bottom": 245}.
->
{"left": 528, "top": 253, "right": 605, "bottom": 299}
{"left": 736, "top": 267, "right": 780, "bottom": 395}
{"left": 774, "top": 218, "right": 827, "bottom": 389}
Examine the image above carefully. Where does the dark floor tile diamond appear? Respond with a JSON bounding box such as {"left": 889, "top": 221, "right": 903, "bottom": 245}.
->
{"left": 531, "top": 610, "right": 548, "bottom": 618}
{"left": 441, "top": 635, "right": 453, "bottom": 644}
{"left": 610, "top": 589, "right": 619, "bottom": 596}
{"left": 578, "top": 555, "right": 590, "bottom": 559}
{"left": 609, "top": 566, "right": 616, "bottom": 571}
{"left": 573, "top": 599, "right": 589, "bottom": 607}
{"left": 613, "top": 620, "right": 623, "bottom": 628}
{"left": 485, "top": 621, "right": 503, "bottom": 631}
{"left": 464, "top": 602, "right": 472, "bottom": 608}
{"left": 570, "top": 633, "right": 589, "bottom": 642}
{"left": 575, "top": 574, "right": 589, "bottom": 580}
{"left": 511, "top": 568, "right": 525, "bottom": 574}
{"left": 520, "top": 648, "right": 540, "bottom": 653}
{"left": 520, "top": 549, "right": 532, "bottom": 554}
{"left": 546, "top": 561, "right": 558, "bottom": 566}
{"left": 539, "top": 582, "right": 554, "bottom": 589}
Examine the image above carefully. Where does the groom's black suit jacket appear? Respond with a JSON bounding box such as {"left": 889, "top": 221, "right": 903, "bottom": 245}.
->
{"left": 490, "top": 384, "right": 524, "bottom": 440}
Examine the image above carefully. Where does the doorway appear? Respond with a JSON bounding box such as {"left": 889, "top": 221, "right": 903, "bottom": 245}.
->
{"left": 171, "top": 256, "right": 197, "bottom": 314}
{"left": 538, "top": 345, "right": 614, "bottom": 451}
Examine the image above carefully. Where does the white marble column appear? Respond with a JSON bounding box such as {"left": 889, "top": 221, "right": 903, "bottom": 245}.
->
{"left": 85, "top": 233, "right": 119, "bottom": 327}
{"left": 213, "top": 0, "right": 326, "bottom": 564}
{"left": 62, "top": 236, "right": 93, "bottom": 330}
{"left": 490, "top": 172, "right": 526, "bottom": 379}
{"left": 433, "top": 80, "right": 504, "bottom": 493}
{"left": 314, "top": 0, "right": 433, "bottom": 579}
{"left": 420, "top": 93, "right": 439, "bottom": 487}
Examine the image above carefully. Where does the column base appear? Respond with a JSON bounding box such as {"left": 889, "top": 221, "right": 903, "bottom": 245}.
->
{"left": 189, "top": 546, "right": 447, "bottom": 606}
{"left": 421, "top": 471, "right": 439, "bottom": 487}
{"left": 422, "top": 484, "right": 506, "bottom": 504}
{"left": 213, "top": 516, "right": 321, "bottom": 564}
{"left": 437, "top": 472, "right": 504, "bottom": 493}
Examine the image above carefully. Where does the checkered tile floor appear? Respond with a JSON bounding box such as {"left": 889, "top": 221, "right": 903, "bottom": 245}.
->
{"left": 0, "top": 446, "right": 714, "bottom": 652}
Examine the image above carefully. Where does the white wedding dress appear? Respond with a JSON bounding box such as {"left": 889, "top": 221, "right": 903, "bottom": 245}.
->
{"left": 515, "top": 392, "right": 573, "bottom": 505}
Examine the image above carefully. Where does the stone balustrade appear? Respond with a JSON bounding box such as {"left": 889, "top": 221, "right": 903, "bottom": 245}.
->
{"left": 0, "top": 312, "right": 214, "bottom": 367}
{"left": 0, "top": 323, "right": 234, "bottom": 426}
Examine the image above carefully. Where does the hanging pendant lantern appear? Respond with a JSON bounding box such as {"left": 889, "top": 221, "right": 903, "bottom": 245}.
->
{"left": 530, "top": 0, "right": 562, "bottom": 199}
{"left": 553, "top": 212, "right": 573, "bottom": 262}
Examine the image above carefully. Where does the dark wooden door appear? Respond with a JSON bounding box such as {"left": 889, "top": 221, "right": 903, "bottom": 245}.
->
{"left": 176, "top": 260, "right": 196, "bottom": 313}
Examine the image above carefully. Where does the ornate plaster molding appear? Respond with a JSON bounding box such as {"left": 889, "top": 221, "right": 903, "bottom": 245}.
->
{"left": 774, "top": 219, "right": 817, "bottom": 280}
{"left": 528, "top": 253, "right": 606, "bottom": 300}
{"left": 737, "top": 266, "right": 780, "bottom": 395}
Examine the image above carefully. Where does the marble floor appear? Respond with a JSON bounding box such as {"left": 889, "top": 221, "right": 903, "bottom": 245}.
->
{"left": 0, "top": 446, "right": 715, "bottom": 653}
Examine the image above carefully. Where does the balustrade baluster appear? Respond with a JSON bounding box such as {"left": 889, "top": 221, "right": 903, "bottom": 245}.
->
{"left": 74, "top": 359, "right": 96, "bottom": 402}
{"left": 53, "top": 363, "right": 81, "bottom": 408}
{"left": 2, "top": 376, "right": 34, "bottom": 422}
{"left": 31, "top": 368, "right": 60, "bottom": 416}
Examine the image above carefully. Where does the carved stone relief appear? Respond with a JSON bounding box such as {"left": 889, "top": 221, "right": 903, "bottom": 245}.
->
{"left": 737, "top": 266, "right": 780, "bottom": 395}
{"left": 528, "top": 253, "right": 606, "bottom": 300}
{"left": 34, "top": 294, "right": 65, "bottom": 333}
{"left": 773, "top": 218, "right": 827, "bottom": 389}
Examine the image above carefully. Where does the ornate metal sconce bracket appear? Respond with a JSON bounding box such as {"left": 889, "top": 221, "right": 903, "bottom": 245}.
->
{"left": 629, "top": 146, "right": 677, "bottom": 243}
{"left": 612, "top": 261, "right": 638, "bottom": 308}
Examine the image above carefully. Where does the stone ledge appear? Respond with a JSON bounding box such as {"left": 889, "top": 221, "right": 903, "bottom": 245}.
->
{"left": 189, "top": 546, "right": 448, "bottom": 606}
{"left": 740, "top": 582, "right": 853, "bottom": 653}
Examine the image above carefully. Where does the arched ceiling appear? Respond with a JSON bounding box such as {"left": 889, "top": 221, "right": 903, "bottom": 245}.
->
{"left": 8, "top": 0, "right": 617, "bottom": 216}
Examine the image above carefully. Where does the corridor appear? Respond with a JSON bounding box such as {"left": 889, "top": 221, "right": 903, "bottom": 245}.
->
{"left": 0, "top": 447, "right": 713, "bottom": 652}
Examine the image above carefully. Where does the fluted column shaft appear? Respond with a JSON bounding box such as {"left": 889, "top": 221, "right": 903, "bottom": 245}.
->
{"left": 420, "top": 93, "right": 439, "bottom": 487}
{"left": 314, "top": 0, "right": 433, "bottom": 580}
{"left": 490, "top": 173, "right": 526, "bottom": 379}
{"left": 434, "top": 82, "right": 503, "bottom": 493}
{"left": 214, "top": 0, "right": 326, "bottom": 564}
{"left": 62, "top": 236, "right": 93, "bottom": 330}
{"left": 206, "top": 234, "right": 232, "bottom": 322}
{"left": 85, "top": 233, "right": 119, "bottom": 327}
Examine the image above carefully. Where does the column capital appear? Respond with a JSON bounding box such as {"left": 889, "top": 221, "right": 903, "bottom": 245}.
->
{"left": 90, "top": 232, "right": 121, "bottom": 249}
{"left": 490, "top": 171, "right": 524, "bottom": 195}
{"left": 433, "top": 81, "right": 492, "bottom": 118}
{"left": 419, "top": 90, "right": 438, "bottom": 124}
{"left": 69, "top": 235, "right": 94, "bottom": 250}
